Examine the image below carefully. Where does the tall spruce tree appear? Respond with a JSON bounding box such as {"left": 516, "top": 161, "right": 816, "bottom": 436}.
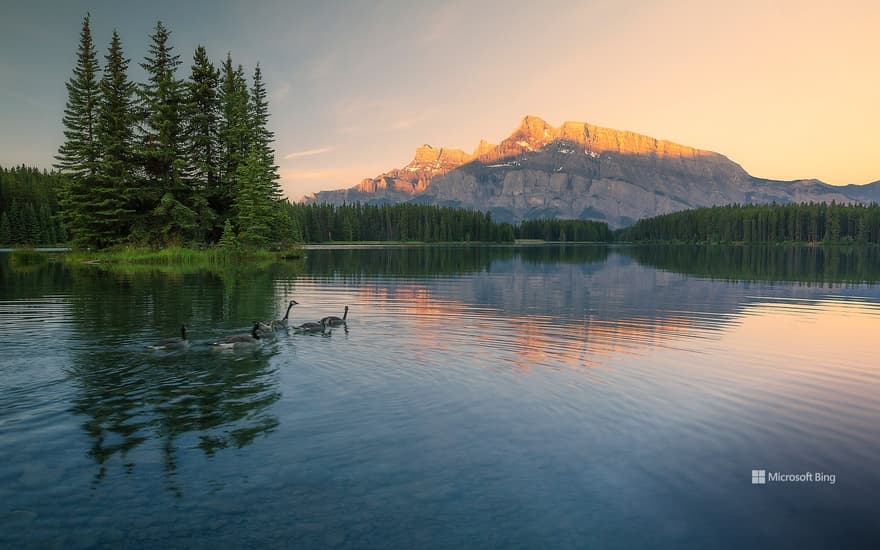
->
{"left": 241, "top": 63, "right": 284, "bottom": 242}
{"left": 92, "top": 30, "right": 137, "bottom": 246}
{"left": 55, "top": 14, "right": 102, "bottom": 247}
{"left": 233, "top": 148, "right": 274, "bottom": 246}
{"left": 218, "top": 54, "right": 250, "bottom": 223}
{"left": 184, "top": 45, "right": 220, "bottom": 240}
{"left": 139, "top": 21, "right": 194, "bottom": 243}
{"left": 248, "top": 64, "right": 281, "bottom": 202}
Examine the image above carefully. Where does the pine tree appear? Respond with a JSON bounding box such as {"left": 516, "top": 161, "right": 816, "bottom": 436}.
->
{"left": 233, "top": 148, "right": 274, "bottom": 247}
{"left": 56, "top": 217, "right": 69, "bottom": 243}
{"left": 218, "top": 54, "right": 250, "bottom": 221}
{"left": 138, "top": 21, "right": 194, "bottom": 243}
{"left": 38, "top": 204, "right": 54, "bottom": 244}
{"left": 184, "top": 45, "right": 220, "bottom": 240}
{"left": 247, "top": 63, "right": 283, "bottom": 239}
{"left": 248, "top": 64, "right": 280, "bottom": 201}
{"left": 55, "top": 14, "right": 101, "bottom": 246}
{"left": 217, "top": 218, "right": 238, "bottom": 248}
{"left": 22, "top": 203, "right": 41, "bottom": 243}
{"left": 8, "top": 200, "right": 23, "bottom": 244}
{"left": 93, "top": 30, "right": 137, "bottom": 246}
{"left": 0, "top": 212, "right": 10, "bottom": 244}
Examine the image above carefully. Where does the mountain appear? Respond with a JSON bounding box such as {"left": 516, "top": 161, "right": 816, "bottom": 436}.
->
{"left": 304, "top": 142, "right": 494, "bottom": 205}
{"left": 306, "top": 116, "right": 876, "bottom": 228}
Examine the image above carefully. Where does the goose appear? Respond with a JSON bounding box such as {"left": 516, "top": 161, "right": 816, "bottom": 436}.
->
{"left": 293, "top": 319, "right": 326, "bottom": 333}
{"left": 147, "top": 325, "right": 188, "bottom": 350}
{"left": 212, "top": 322, "right": 263, "bottom": 348}
{"left": 279, "top": 300, "right": 325, "bottom": 333}
{"left": 272, "top": 299, "right": 298, "bottom": 330}
{"left": 320, "top": 305, "right": 348, "bottom": 327}
{"left": 258, "top": 299, "right": 298, "bottom": 332}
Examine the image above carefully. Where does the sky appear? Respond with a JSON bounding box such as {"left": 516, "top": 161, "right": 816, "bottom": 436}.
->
{"left": 1, "top": 0, "right": 879, "bottom": 200}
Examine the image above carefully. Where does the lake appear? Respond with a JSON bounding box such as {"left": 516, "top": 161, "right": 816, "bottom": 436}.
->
{"left": 1, "top": 245, "right": 879, "bottom": 549}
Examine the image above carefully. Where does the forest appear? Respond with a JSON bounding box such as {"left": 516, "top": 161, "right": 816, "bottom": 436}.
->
{"left": 0, "top": 166, "right": 67, "bottom": 245}
{"left": 0, "top": 172, "right": 613, "bottom": 245}
{"left": 617, "top": 203, "right": 880, "bottom": 244}
{"left": 516, "top": 218, "right": 613, "bottom": 242}
{"left": 281, "top": 203, "right": 613, "bottom": 243}
{"left": 54, "top": 15, "right": 283, "bottom": 249}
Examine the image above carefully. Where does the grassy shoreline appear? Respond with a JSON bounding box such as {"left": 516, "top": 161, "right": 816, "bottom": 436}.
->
{"left": 61, "top": 245, "right": 303, "bottom": 266}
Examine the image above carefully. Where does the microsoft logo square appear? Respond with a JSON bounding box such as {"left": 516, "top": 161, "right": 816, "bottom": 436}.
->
{"left": 752, "top": 469, "right": 766, "bottom": 484}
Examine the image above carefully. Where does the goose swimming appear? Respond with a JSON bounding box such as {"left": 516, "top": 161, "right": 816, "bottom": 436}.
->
{"left": 147, "top": 325, "right": 188, "bottom": 350}
{"left": 320, "top": 305, "right": 348, "bottom": 327}
{"left": 212, "top": 322, "right": 263, "bottom": 348}
{"left": 259, "top": 300, "right": 298, "bottom": 332}
{"left": 293, "top": 320, "right": 326, "bottom": 333}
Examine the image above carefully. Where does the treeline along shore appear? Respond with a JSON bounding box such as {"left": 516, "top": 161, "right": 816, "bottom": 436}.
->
{"left": 6, "top": 165, "right": 880, "bottom": 249}
{"left": 617, "top": 203, "right": 880, "bottom": 244}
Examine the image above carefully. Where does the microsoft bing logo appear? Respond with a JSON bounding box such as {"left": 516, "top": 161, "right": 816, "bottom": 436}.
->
{"left": 752, "top": 469, "right": 766, "bottom": 484}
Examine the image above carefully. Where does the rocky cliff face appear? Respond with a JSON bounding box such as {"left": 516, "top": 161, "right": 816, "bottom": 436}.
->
{"left": 306, "top": 116, "right": 876, "bottom": 227}
{"left": 304, "top": 144, "right": 484, "bottom": 205}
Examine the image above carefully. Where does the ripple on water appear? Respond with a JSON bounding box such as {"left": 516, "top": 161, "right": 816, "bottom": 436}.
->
{"left": 1, "top": 249, "right": 879, "bottom": 549}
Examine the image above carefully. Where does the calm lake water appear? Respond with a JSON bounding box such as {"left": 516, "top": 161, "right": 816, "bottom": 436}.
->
{"left": 1, "top": 245, "right": 879, "bottom": 549}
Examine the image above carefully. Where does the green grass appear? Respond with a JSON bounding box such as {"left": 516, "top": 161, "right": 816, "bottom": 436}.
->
{"left": 64, "top": 245, "right": 304, "bottom": 266}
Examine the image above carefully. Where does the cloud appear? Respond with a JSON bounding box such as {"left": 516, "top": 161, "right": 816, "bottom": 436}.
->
{"left": 283, "top": 146, "right": 334, "bottom": 159}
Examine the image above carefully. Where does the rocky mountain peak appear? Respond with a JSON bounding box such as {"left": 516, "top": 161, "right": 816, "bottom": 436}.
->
{"left": 515, "top": 115, "right": 555, "bottom": 143}
{"left": 472, "top": 139, "right": 497, "bottom": 158}
{"left": 409, "top": 145, "right": 471, "bottom": 170}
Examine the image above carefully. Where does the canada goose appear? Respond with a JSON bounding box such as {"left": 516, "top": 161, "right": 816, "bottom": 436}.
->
{"left": 320, "top": 305, "right": 348, "bottom": 327}
{"left": 293, "top": 320, "right": 326, "bottom": 333}
{"left": 259, "top": 299, "right": 298, "bottom": 331}
{"left": 147, "top": 325, "right": 188, "bottom": 350}
{"left": 272, "top": 299, "right": 298, "bottom": 330}
{"left": 212, "top": 322, "right": 263, "bottom": 348}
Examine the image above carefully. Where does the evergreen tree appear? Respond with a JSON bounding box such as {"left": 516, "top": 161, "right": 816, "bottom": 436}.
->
{"left": 218, "top": 54, "right": 250, "bottom": 220}
{"left": 0, "top": 212, "right": 10, "bottom": 244}
{"left": 8, "top": 200, "right": 23, "bottom": 244}
{"left": 55, "top": 14, "right": 101, "bottom": 246}
{"left": 22, "top": 203, "right": 40, "bottom": 243}
{"left": 217, "top": 218, "right": 238, "bottom": 248}
{"left": 56, "top": 217, "right": 69, "bottom": 243}
{"left": 248, "top": 64, "right": 280, "bottom": 201}
{"left": 247, "top": 63, "right": 283, "bottom": 239}
{"left": 233, "top": 148, "right": 274, "bottom": 247}
{"left": 138, "top": 21, "right": 194, "bottom": 243}
{"left": 93, "top": 30, "right": 137, "bottom": 246}
{"left": 184, "top": 45, "right": 221, "bottom": 240}
{"left": 38, "top": 204, "right": 55, "bottom": 243}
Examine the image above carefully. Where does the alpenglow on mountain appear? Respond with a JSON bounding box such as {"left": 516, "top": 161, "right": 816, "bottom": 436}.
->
{"left": 305, "top": 116, "right": 880, "bottom": 227}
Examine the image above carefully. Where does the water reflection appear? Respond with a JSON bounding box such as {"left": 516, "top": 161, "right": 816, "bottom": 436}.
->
{"left": 624, "top": 244, "right": 880, "bottom": 283}
{"left": 68, "top": 349, "right": 280, "bottom": 491}
{"left": 302, "top": 244, "right": 609, "bottom": 278}
{"left": 0, "top": 258, "right": 292, "bottom": 490}
{"left": 0, "top": 246, "right": 879, "bottom": 548}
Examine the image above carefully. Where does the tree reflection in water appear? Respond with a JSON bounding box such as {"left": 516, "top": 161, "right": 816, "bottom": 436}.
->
{"left": 60, "top": 264, "right": 291, "bottom": 492}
